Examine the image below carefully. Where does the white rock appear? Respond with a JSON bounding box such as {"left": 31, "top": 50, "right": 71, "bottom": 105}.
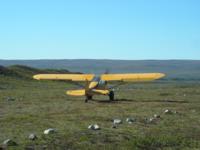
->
{"left": 6, "top": 97, "right": 15, "bottom": 101}
{"left": 3, "top": 139, "right": 17, "bottom": 146}
{"left": 44, "top": 128, "right": 56, "bottom": 135}
{"left": 146, "top": 116, "right": 159, "bottom": 123}
{"left": 88, "top": 125, "right": 92, "bottom": 129}
{"left": 191, "top": 109, "right": 196, "bottom": 113}
{"left": 28, "top": 133, "right": 37, "bottom": 140}
{"left": 126, "top": 118, "right": 136, "bottom": 124}
{"left": 173, "top": 111, "right": 178, "bottom": 114}
{"left": 153, "top": 114, "right": 161, "bottom": 118}
{"left": 88, "top": 124, "right": 100, "bottom": 130}
{"left": 149, "top": 117, "right": 155, "bottom": 122}
{"left": 113, "top": 119, "right": 122, "bottom": 125}
{"left": 112, "top": 124, "right": 117, "bottom": 128}
{"left": 164, "top": 109, "right": 172, "bottom": 114}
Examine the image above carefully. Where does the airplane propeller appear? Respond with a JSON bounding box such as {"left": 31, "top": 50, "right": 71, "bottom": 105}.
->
{"left": 104, "top": 68, "right": 110, "bottom": 74}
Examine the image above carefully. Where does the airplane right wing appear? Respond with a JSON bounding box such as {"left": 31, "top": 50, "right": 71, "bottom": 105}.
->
{"left": 101, "top": 73, "right": 165, "bottom": 82}
{"left": 33, "top": 74, "right": 95, "bottom": 81}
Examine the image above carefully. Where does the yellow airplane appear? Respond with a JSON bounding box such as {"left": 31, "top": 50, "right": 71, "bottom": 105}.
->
{"left": 33, "top": 73, "right": 165, "bottom": 102}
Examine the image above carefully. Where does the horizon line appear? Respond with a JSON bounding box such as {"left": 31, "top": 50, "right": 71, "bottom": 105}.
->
{"left": 0, "top": 58, "right": 200, "bottom": 61}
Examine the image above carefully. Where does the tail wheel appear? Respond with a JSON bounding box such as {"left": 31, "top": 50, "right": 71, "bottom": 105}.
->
{"left": 109, "top": 91, "right": 114, "bottom": 101}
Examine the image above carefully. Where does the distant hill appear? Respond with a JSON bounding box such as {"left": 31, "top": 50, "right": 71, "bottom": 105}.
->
{"left": 0, "top": 59, "right": 200, "bottom": 80}
{"left": 0, "top": 65, "right": 72, "bottom": 79}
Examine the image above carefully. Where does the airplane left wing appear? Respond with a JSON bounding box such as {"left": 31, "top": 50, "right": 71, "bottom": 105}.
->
{"left": 33, "top": 74, "right": 95, "bottom": 81}
{"left": 101, "top": 73, "right": 165, "bottom": 82}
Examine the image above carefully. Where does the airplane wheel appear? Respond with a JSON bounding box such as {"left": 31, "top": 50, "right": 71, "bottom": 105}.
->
{"left": 87, "top": 95, "right": 93, "bottom": 100}
{"left": 85, "top": 95, "right": 92, "bottom": 103}
{"left": 109, "top": 91, "right": 114, "bottom": 101}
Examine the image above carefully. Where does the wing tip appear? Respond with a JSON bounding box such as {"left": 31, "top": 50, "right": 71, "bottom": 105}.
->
{"left": 157, "top": 73, "right": 166, "bottom": 79}
{"left": 33, "top": 75, "right": 40, "bottom": 80}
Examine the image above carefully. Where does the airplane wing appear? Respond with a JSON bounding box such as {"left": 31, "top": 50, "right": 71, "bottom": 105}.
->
{"left": 33, "top": 74, "right": 95, "bottom": 81}
{"left": 101, "top": 73, "right": 165, "bottom": 82}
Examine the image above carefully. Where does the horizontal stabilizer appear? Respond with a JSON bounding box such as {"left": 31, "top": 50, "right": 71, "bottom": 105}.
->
{"left": 66, "top": 89, "right": 85, "bottom": 96}
{"left": 92, "top": 89, "right": 110, "bottom": 95}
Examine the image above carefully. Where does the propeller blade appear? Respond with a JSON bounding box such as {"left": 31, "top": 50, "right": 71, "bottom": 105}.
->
{"left": 104, "top": 68, "right": 110, "bottom": 74}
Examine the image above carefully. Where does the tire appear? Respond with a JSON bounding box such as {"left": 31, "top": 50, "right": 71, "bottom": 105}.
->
{"left": 88, "top": 95, "right": 93, "bottom": 100}
{"left": 85, "top": 95, "right": 92, "bottom": 103}
{"left": 109, "top": 91, "right": 114, "bottom": 101}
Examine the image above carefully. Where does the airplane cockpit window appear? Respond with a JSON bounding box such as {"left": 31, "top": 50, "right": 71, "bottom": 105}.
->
{"left": 93, "top": 76, "right": 100, "bottom": 81}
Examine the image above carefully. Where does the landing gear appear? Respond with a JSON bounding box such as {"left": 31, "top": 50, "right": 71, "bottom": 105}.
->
{"left": 85, "top": 95, "right": 93, "bottom": 103}
{"left": 109, "top": 91, "right": 115, "bottom": 101}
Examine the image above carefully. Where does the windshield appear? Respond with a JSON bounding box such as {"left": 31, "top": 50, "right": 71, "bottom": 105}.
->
{"left": 93, "top": 76, "right": 100, "bottom": 82}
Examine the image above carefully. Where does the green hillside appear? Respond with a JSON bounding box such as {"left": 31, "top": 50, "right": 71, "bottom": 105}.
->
{"left": 0, "top": 65, "right": 72, "bottom": 79}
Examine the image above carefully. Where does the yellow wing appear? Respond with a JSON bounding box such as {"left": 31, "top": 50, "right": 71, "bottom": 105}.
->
{"left": 33, "top": 74, "right": 94, "bottom": 81}
{"left": 101, "top": 73, "right": 165, "bottom": 82}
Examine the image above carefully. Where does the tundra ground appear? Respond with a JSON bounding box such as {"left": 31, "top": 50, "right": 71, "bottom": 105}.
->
{"left": 0, "top": 76, "right": 200, "bottom": 150}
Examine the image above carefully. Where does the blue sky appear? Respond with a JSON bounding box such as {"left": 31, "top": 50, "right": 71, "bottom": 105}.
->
{"left": 0, "top": 0, "right": 200, "bottom": 60}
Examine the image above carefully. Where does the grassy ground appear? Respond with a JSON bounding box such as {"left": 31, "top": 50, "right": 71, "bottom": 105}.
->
{"left": 0, "top": 75, "right": 200, "bottom": 149}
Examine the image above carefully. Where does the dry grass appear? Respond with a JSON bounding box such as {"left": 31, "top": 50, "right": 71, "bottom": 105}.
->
{"left": 0, "top": 76, "right": 200, "bottom": 149}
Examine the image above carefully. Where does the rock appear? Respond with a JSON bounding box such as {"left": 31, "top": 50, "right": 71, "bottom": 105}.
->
{"left": 112, "top": 124, "right": 117, "bottom": 129}
{"left": 145, "top": 117, "right": 156, "bottom": 124}
{"left": 42, "top": 145, "right": 48, "bottom": 149}
{"left": 149, "top": 117, "right": 155, "bottom": 122}
{"left": 126, "top": 118, "right": 136, "bottom": 124}
{"left": 44, "top": 128, "right": 56, "bottom": 135}
{"left": 164, "top": 109, "right": 172, "bottom": 114}
{"left": 191, "top": 109, "right": 196, "bottom": 113}
{"left": 153, "top": 114, "right": 161, "bottom": 118}
{"left": 88, "top": 124, "right": 100, "bottom": 130}
{"left": 28, "top": 133, "right": 37, "bottom": 140}
{"left": 6, "top": 97, "right": 15, "bottom": 101}
{"left": 2, "top": 139, "right": 17, "bottom": 146}
{"left": 149, "top": 118, "right": 154, "bottom": 122}
{"left": 113, "top": 119, "right": 122, "bottom": 125}
{"left": 173, "top": 110, "right": 178, "bottom": 114}
{"left": 164, "top": 109, "right": 178, "bottom": 115}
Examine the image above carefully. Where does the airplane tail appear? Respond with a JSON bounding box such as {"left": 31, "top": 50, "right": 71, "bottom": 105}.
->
{"left": 66, "top": 79, "right": 91, "bottom": 96}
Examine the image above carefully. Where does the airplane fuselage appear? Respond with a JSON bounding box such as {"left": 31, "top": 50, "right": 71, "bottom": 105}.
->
{"left": 88, "top": 76, "right": 107, "bottom": 89}
{"left": 87, "top": 76, "right": 110, "bottom": 96}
